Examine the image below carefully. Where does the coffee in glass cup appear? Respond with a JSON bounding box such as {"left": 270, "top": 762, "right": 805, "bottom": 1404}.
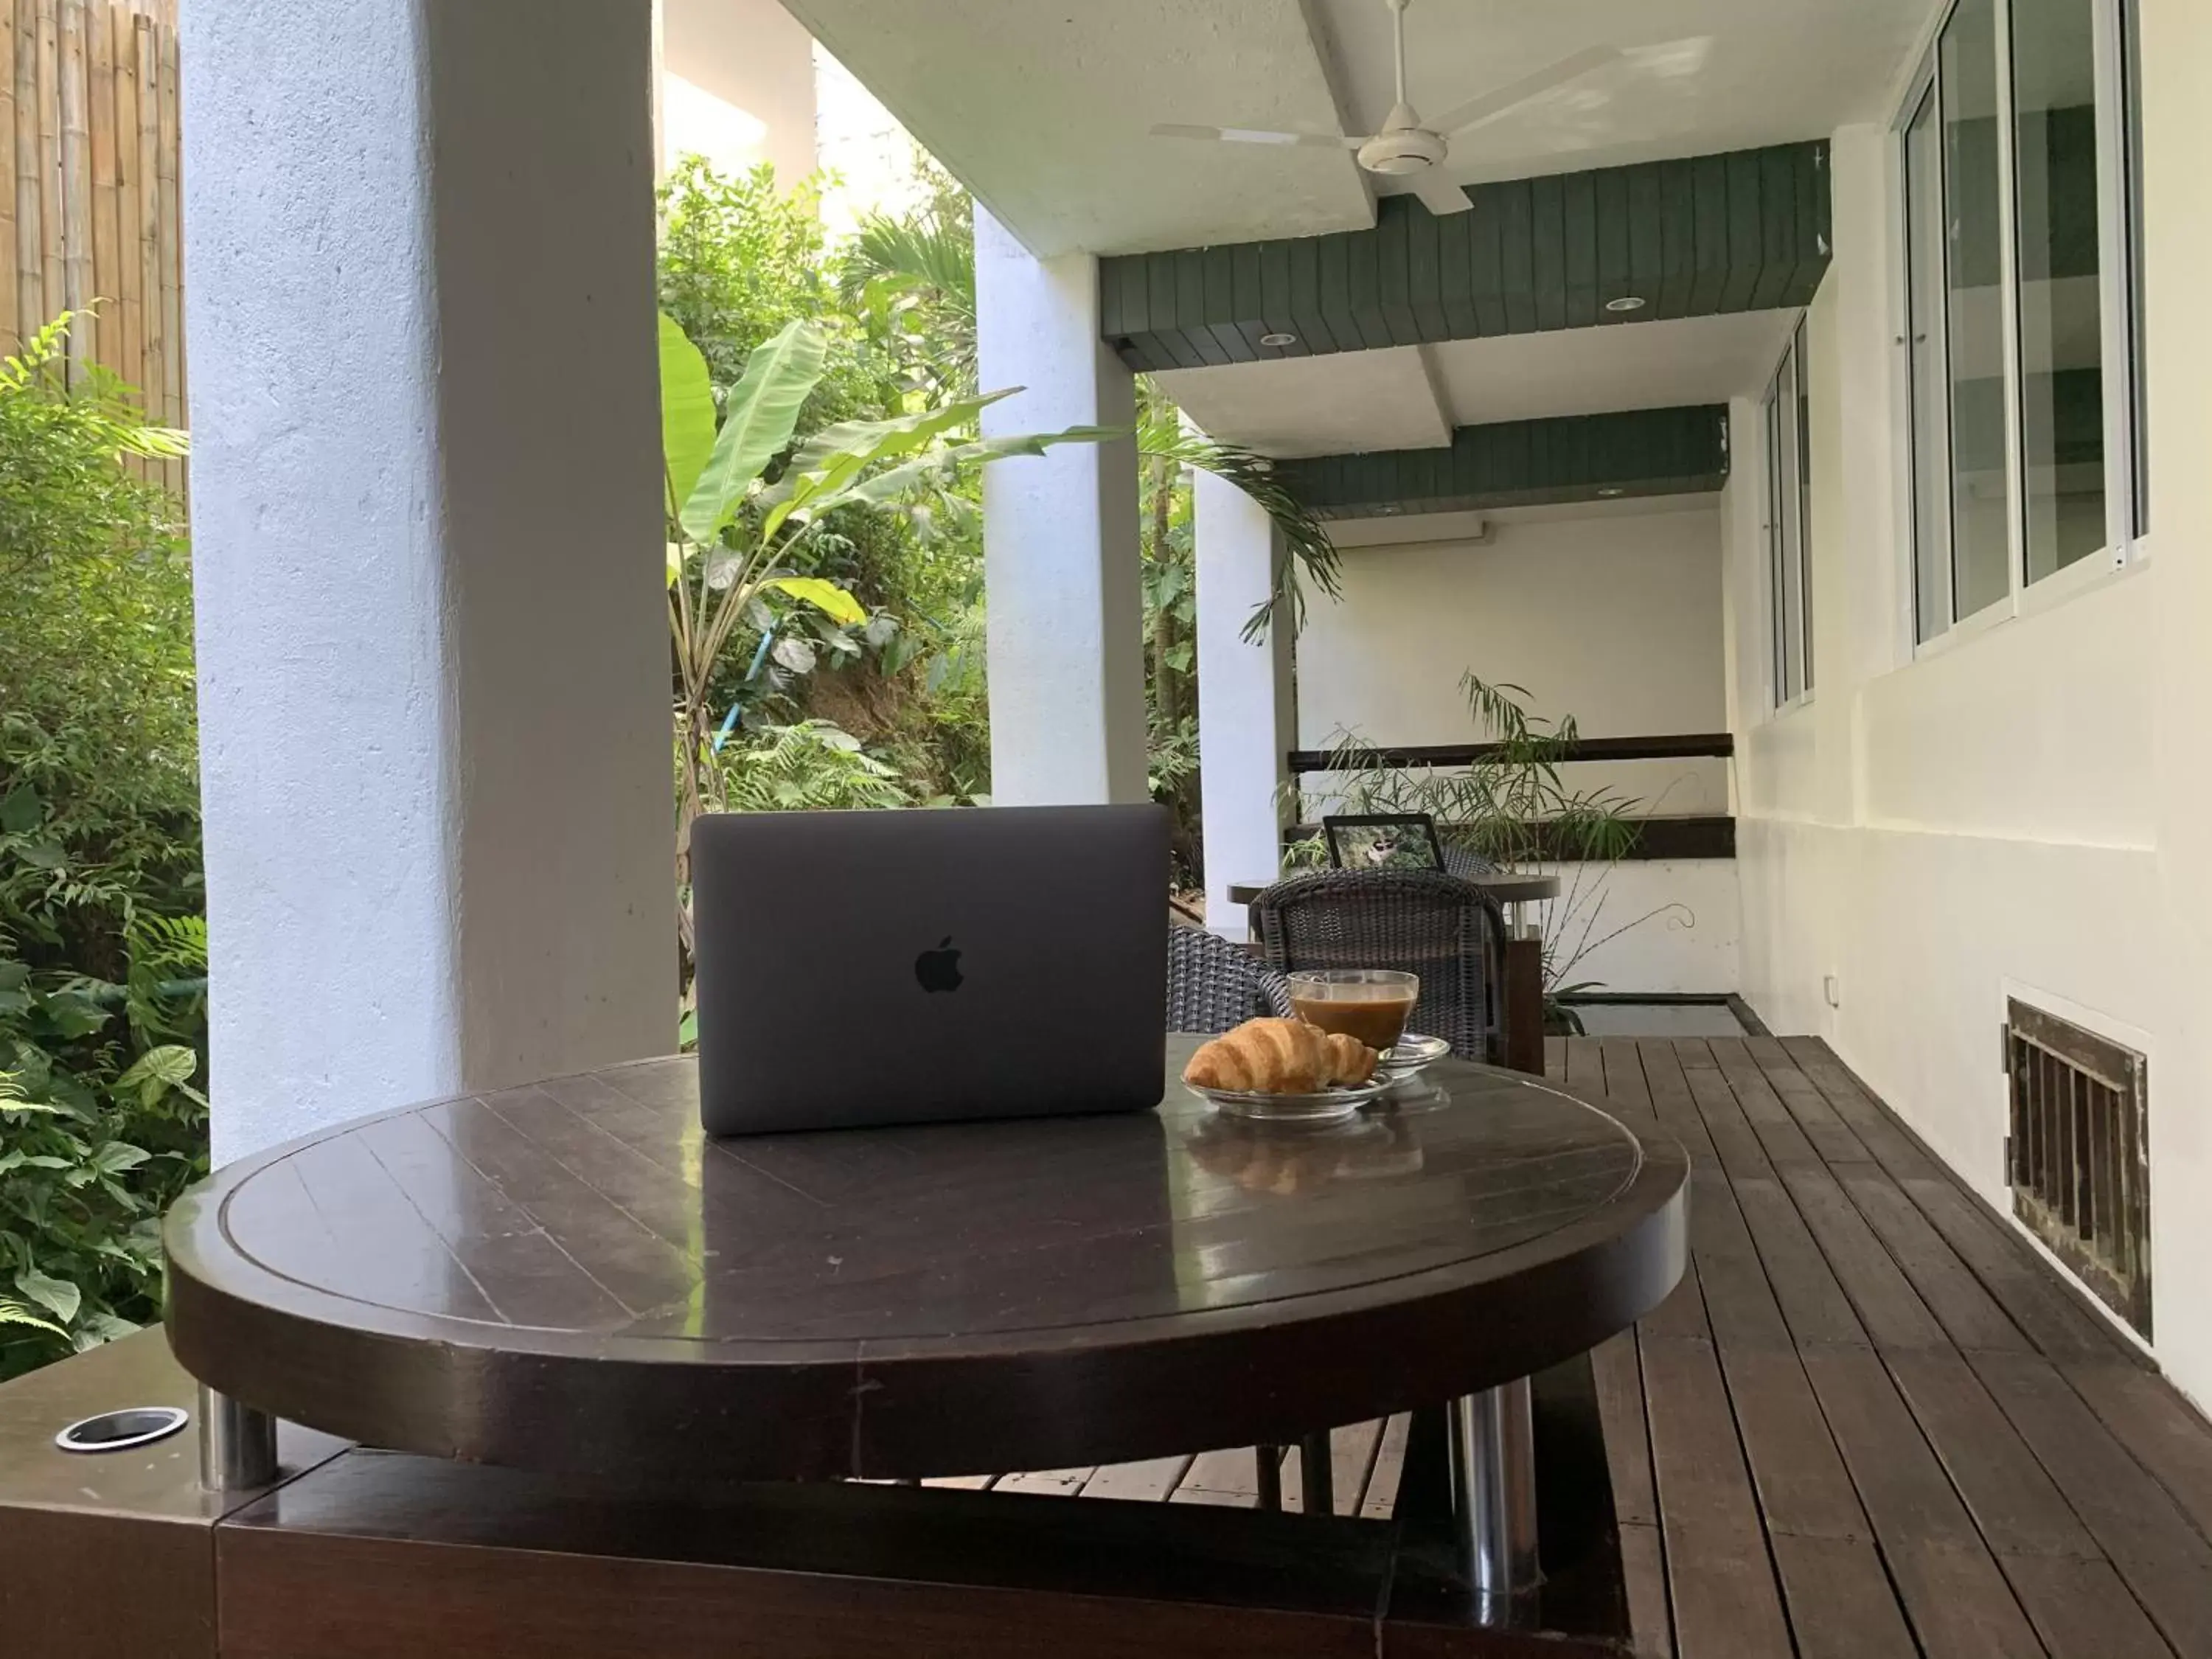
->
{"left": 1287, "top": 969, "right": 1420, "bottom": 1054}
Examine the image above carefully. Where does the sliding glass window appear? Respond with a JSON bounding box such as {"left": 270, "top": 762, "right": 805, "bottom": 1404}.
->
{"left": 1902, "top": 0, "right": 2144, "bottom": 645}
{"left": 1765, "top": 322, "right": 1813, "bottom": 707}
{"left": 2012, "top": 0, "right": 2106, "bottom": 580}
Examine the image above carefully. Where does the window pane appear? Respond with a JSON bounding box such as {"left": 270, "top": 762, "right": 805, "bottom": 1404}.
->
{"left": 1767, "top": 388, "right": 1787, "bottom": 701}
{"left": 1941, "top": 0, "right": 2012, "bottom": 619}
{"left": 1795, "top": 319, "right": 1814, "bottom": 691}
{"left": 1906, "top": 86, "right": 1952, "bottom": 641}
{"left": 2012, "top": 0, "right": 2107, "bottom": 580}
{"left": 2124, "top": 0, "right": 2147, "bottom": 535}
{"left": 1778, "top": 351, "right": 1804, "bottom": 702}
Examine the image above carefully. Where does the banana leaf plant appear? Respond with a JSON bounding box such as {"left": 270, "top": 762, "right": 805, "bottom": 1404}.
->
{"left": 659, "top": 312, "right": 1114, "bottom": 950}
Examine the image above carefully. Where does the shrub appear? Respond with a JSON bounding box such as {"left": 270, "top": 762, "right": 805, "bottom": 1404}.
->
{"left": 0, "top": 314, "right": 203, "bottom": 1378}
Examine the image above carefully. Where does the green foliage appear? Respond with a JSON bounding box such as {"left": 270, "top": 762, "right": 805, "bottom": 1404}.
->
{"left": 1293, "top": 672, "right": 1644, "bottom": 870}
{"left": 1286, "top": 674, "right": 1699, "bottom": 1007}
{"left": 0, "top": 313, "right": 204, "bottom": 1378}
{"left": 712, "top": 721, "right": 912, "bottom": 813}
{"left": 655, "top": 160, "right": 997, "bottom": 801}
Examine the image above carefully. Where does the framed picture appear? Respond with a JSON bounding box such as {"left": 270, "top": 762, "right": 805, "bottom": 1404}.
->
{"left": 1322, "top": 813, "right": 1447, "bottom": 872}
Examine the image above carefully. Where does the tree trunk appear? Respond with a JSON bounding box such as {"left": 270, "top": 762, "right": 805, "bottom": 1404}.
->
{"left": 1149, "top": 453, "right": 1180, "bottom": 728}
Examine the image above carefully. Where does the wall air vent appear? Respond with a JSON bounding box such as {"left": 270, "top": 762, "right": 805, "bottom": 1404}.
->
{"left": 2005, "top": 1000, "right": 2152, "bottom": 1339}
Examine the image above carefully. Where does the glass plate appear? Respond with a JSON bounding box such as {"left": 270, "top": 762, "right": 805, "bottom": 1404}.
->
{"left": 1377, "top": 1034, "right": 1450, "bottom": 1080}
{"left": 1186, "top": 1078, "right": 1391, "bottom": 1124}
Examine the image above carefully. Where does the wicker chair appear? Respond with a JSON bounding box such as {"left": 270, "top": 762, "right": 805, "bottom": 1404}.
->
{"left": 1248, "top": 868, "right": 1507, "bottom": 1061}
{"left": 1166, "top": 924, "right": 1295, "bottom": 1033}
{"left": 1441, "top": 840, "right": 1503, "bottom": 880}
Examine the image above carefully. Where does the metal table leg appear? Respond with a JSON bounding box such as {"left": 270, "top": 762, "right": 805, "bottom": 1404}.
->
{"left": 197, "top": 1386, "right": 279, "bottom": 1492}
{"left": 1255, "top": 1443, "right": 1284, "bottom": 1512}
{"left": 1447, "top": 1380, "right": 1540, "bottom": 1602}
{"left": 1299, "top": 1430, "right": 1335, "bottom": 1517}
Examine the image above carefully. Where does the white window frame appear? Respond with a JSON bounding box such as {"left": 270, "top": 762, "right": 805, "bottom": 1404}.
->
{"left": 1893, "top": 0, "right": 2149, "bottom": 664}
{"left": 1761, "top": 319, "right": 1815, "bottom": 712}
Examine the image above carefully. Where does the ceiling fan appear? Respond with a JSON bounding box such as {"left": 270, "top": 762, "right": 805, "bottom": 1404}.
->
{"left": 1151, "top": 0, "right": 1619, "bottom": 218}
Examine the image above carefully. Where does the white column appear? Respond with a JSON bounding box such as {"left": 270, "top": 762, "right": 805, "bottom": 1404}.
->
{"left": 973, "top": 205, "right": 1148, "bottom": 805}
{"left": 184, "top": 0, "right": 675, "bottom": 1164}
{"left": 1196, "top": 470, "right": 1295, "bottom": 941}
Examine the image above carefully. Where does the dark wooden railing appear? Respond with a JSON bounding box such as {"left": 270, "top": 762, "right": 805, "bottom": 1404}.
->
{"left": 1286, "top": 732, "right": 1734, "bottom": 776}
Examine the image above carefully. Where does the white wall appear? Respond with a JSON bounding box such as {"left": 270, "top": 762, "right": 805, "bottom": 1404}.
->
{"left": 660, "top": 0, "right": 818, "bottom": 187}
{"left": 1297, "top": 503, "right": 1732, "bottom": 814}
{"left": 1725, "top": 117, "right": 2199, "bottom": 1386}
{"left": 1294, "top": 501, "right": 1739, "bottom": 992}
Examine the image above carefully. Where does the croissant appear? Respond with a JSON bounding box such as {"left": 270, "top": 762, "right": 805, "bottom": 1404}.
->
{"left": 1184, "top": 1018, "right": 1379, "bottom": 1093}
{"left": 1322, "top": 1030, "right": 1380, "bottom": 1086}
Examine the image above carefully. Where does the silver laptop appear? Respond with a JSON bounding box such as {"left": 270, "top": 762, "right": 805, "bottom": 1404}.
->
{"left": 691, "top": 804, "right": 1169, "bottom": 1134}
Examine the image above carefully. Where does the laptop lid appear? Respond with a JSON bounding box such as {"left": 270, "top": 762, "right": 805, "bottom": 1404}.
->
{"left": 692, "top": 804, "right": 1169, "bottom": 1135}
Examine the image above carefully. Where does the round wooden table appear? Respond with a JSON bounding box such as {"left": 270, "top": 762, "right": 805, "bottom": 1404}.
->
{"left": 164, "top": 1040, "right": 1684, "bottom": 1591}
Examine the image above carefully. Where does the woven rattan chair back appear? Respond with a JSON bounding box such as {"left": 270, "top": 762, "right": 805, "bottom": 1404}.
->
{"left": 1167, "top": 924, "right": 1295, "bottom": 1033}
{"left": 1248, "top": 868, "right": 1506, "bottom": 1060}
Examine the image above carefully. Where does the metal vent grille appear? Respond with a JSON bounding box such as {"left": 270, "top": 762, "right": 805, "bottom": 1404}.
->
{"left": 2006, "top": 1001, "right": 2152, "bottom": 1339}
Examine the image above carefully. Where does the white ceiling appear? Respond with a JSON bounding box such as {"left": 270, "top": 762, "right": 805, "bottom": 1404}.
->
{"left": 1433, "top": 312, "right": 1801, "bottom": 427}
{"left": 782, "top": 0, "right": 1373, "bottom": 259}
{"left": 1313, "top": 0, "right": 1935, "bottom": 195}
{"left": 1164, "top": 313, "right": 1798, "bottom": 456}
{"left": 780, "top": 0, "right": 1938, "bottom": 456}
{"left": 785, "top": 0, "right": 1938, "bottom": 257}
{"left": 1156, "top": 347, "right": 1450, "bottom": 459}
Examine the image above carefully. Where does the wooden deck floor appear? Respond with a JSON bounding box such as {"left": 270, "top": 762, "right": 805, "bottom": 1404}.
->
{"left": 970, "top": 1036, "right": 2212, "bottom": 1659}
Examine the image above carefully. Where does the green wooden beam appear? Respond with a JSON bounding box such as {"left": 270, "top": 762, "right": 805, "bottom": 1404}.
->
{"left": 1277, "top": 405, "right": 1730, "bottom": 519}
{"left": 1100, "top": 142, "right": 1829, "bottom": 368}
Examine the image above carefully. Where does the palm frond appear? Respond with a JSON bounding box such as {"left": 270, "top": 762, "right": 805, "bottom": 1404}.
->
{"left": 1135, "top": 392, "right": 1342, "bottom": 641}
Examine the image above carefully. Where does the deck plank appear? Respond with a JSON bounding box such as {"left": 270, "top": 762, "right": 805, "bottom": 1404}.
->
{"left": 1968, "top": 1348, "right": 2212, "bottom": 1655}
{"left": 2060, "top": 1362, "right": 2212, "bottom": 1545}
{"left": 2003, "top": 1554, "right": 2179, "bottom": 1659}
{"left": 1777, "top": 1163, "right": 1950, "bottom": 1352}
{"left": 1641, "top": 1334, "right": 1795, "bottom": 1658}
{"left": 1078, "top": 1455, "right": 1193, "bottom": 1503}
{"left": 1768, "top": 1534, "right": 1919, "bottom": 1659}
{"left": 1801, "top": 1329, "right": 2047, "bottom": 1655}
{"left": 1836, "top": 1167, "right": 2034, "bottom": 1354}
{"left": 1620, "top": 1520, "right": 1674, "bottom": 1658}
{"left": 1357, "top": 1414, "right": 1411, "bottom": 1520}
{"left": 1593, "top": 1331, "right": 1658, "bottom": 1527}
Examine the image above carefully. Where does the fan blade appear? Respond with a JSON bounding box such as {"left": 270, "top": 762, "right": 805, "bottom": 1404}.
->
{"left": 1408, "top": 172, "right": 1472, "bottom": 217}
{"left": 1430, "top": 46, "right": 1623, "bottom": 138}
{"left": 1150, "top": 122, "right": 1363, "bottom": 150}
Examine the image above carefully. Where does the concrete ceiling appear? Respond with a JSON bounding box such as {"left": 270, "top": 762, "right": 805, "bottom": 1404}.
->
{"left": 1312, "top": 0, "right": 1934, "bottom": 192}
{"left": 782, "top": 0, "right": 1373, "bottom": 259}
{"left": 1155, "top": 347, "right": 1450, "bottom": 459}
{"left": 1164, "top": 313, "right": 1798, "bottom": 456}
{"left": 783, "top": 0, "right": 1935, "bottom": 258}
{"left": 1432, "top": 312, "right": 1800, "bottom": 428}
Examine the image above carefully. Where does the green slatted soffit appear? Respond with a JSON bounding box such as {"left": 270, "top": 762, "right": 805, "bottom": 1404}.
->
{"left": 1101, "top": 142, "right": 1829, "bottom": 370}
{"left": 1279, "top": 406, "right": 1730, "bottom": 519}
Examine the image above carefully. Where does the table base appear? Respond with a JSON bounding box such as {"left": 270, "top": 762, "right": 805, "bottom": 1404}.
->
{"left": 1448, "top": 1379, "right": 1542, "bottom": 1604}
{"left": 198, "top": 1386, "right": 279, "bottom": 1492}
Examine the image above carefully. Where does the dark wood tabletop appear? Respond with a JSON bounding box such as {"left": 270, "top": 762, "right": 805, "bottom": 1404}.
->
{"left": 164, "top": 1039, "right": 1686, "bottom": 1483}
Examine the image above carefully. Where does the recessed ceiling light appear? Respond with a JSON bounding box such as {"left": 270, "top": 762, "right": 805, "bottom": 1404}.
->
{"left": 1605, "top": 296, "right": 1647, "bottom": 313}
{"left": 1259, "top": 330, "right": 1298, "bottom": 347}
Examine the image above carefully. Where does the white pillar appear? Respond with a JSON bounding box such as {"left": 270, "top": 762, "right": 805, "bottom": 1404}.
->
{"left": 184, "top": 0, "right": 675, "bottom": 1164}
{"left": 973, "top": 205, "right": 1148, "bottom": 805}
{"left": 1196, "top": 470, "right": 1295, "bottom": 941}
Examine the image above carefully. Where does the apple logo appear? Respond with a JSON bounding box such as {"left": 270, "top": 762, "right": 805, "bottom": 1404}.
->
{"left": 914, "top": 936, "right": 964, "bottom": 994}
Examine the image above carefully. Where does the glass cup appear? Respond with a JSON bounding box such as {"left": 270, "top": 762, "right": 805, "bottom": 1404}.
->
{"left": 1287, "top": 968, "right": 1420, "bottom": 1055}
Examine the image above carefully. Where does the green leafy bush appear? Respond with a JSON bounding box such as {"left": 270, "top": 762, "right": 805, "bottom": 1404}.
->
{"left": 0, "top": 313, "right": 204, "bottom": 1378}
